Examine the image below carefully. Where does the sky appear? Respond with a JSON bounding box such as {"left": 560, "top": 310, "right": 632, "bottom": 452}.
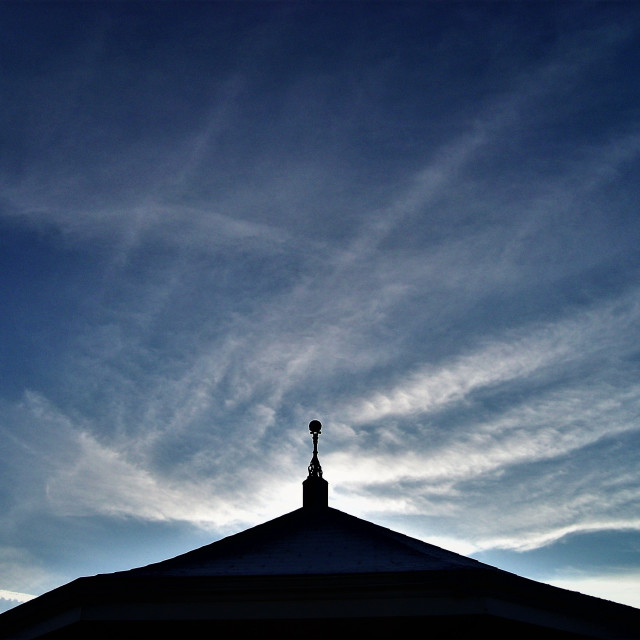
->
{"left": 1, "top": 0, "right": 640, "bottom": 614}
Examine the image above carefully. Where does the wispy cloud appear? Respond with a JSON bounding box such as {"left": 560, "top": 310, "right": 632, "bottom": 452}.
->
{"left": 336, "top": 287, "right": 640, "bottom": 425}
{"left": 0, "top": 590, "right": 34, "bottom": 604}
{"left": 2, "top": 1, "right": 640, "bottom": 611}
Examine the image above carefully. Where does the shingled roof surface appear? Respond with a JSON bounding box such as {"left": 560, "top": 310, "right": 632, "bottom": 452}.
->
{"left": 124, "top": 506, "right": 489, "bottom": 577}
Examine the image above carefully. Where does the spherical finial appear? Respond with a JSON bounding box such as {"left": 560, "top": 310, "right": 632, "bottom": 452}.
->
{"left": 309, "top": 419, "right": 322, "bottom": 434}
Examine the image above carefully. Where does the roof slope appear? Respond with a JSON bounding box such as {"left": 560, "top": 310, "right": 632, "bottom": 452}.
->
{"left": 125, "top": 506, "right": 488, "bottom": 577}
{"left": 3, "top": 504, "right": 640, "bottom": 640}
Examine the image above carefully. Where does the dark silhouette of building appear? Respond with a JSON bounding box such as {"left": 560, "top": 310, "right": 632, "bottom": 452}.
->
{"left": 2, "top": 420, "right": 639, "bottom": 639}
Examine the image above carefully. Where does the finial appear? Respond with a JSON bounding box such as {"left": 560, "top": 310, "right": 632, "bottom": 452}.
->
{"left": 307, "top": 419, "right": 323, "bottom": 478}
{"left": 303, "top": 419, "right": 328, "bottom": 508}
{"left": 309, "top": 419, "right": 322, "bottom": 435}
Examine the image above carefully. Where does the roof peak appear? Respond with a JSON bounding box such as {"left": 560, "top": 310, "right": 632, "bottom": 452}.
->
{"left": 124, "top": 505, "right": 486, "bottom": 578}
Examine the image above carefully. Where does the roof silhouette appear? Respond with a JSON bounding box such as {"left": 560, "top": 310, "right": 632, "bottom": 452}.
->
{"left": 125, "top": 505, "right": 486, "bottom": 577}
{"left": 2, "top": 420, "right": 640, "bottom": 639}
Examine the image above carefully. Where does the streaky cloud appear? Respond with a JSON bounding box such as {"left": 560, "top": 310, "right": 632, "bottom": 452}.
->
{"left": 338, "top": 287, "right": 640, "bottom": 426}
{"left": 0, "top": 590, "right": 34, "bottom": 604}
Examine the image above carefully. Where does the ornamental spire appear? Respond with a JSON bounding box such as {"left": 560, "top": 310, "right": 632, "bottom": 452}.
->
{"left": 303, "top": 419, "right": 328, "bottom": 508}
{"left": 307, "top": 419, "right": 323, "bottom": 478}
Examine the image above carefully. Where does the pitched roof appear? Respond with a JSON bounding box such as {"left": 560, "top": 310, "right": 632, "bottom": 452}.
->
{"left": 3, "top": 501, "right": 640, "bottom": 640}
{"left": 125, "top": 505, "right": 487, "bottom": 577}
{"left": 3, "top": 423, "right": 640, "bottom": 639}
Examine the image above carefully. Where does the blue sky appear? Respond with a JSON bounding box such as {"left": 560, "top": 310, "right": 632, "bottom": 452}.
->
{"left": 2, "top": 0, "right": 640, "bottom": 613}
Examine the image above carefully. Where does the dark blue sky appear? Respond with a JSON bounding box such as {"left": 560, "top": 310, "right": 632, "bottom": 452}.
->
{"left": 2, "top": 1, "right": 640, "bottom": 611}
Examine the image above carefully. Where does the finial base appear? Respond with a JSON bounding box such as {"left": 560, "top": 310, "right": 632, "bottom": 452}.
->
{"left": 303, "top": 476, "right": 328, "bottom": 509}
